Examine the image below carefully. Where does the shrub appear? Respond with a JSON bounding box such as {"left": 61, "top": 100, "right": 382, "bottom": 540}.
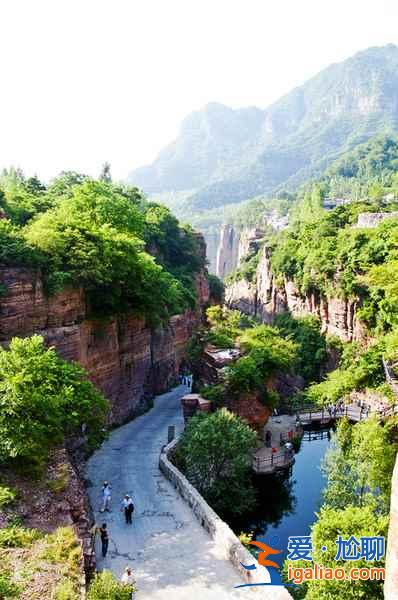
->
{"left": 0, "top": 526, "right": 42, "bottom": 548}
{"left": 0, "top": 573, "right": 20, "bottom": 598}
{"left": 0, "top": 485, "right": 17, "bottom": 508}
{"left": 41, "top": 527, "right": 81, "bottom": 571}
{"left": 87, "top": 570, "right": 134, "bottom": 600}
{"left": 55, "top": 579, "right": 80, "bottom": 600}
{"left": 0, "top": 335, "right": 108, "bottom": 467}
{"left": 199, "top": 384, "right": 226, "bottom": 407}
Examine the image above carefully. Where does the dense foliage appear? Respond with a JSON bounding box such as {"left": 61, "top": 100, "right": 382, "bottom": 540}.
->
{"left": 273, "top": 314, "right": 327, "bottom": 382}
{"left": 0, "top": 335, "right": 108, "bottom": 468}
{"left": 87, "top": 571, "right": 135, "bottom": 600}
{"left": 305, "top": 334, "right": 394, "bottom": 405}
{"left": 175, "top": 409, "right": 257, "bottom": 517}
{"left": 201, "top": 306, "right": 299, "bottom": 406}
{"left": 269, "top": 192, "right": 398, "bottom": 333}
{"left": 318, "top": 135, "right": 398, "bottom": 200}
{"left": 285, "top": 417, "right": 397, "bottom": 599}
{"left": 0, "top": 171, "right": 205, "bottom": 324}
{"left": 228, "top": 324, "right": 297, "bottom": 399}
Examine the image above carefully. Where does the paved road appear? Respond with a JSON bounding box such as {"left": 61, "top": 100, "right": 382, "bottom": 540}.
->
{"left": 86, "top": 384, "right": 291, "bottom": 599}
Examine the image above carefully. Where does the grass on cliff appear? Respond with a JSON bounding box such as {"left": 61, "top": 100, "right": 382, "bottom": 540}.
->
{"left": 0, "top": 525, "right": 81, "bottom": 599}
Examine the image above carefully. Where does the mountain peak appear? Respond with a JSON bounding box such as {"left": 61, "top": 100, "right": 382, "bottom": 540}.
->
{"left": 128, "top": 44, "right": 398, "bottom": 205}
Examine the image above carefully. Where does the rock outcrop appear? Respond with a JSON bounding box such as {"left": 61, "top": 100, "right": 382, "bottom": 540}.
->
{"left": 356, "top": 211, "right": 398, "bottom": 228}
{"left": 226, "top": 245, "right": 367, "bottom": 342}
{"left": 215, "top": 224, "right": 240, "bottom": 279}
{"left": 0, "top": 260, "right": 209, "bottom": 425}
{"left": 215, "top": 224, "right": 265, "bottom": 279}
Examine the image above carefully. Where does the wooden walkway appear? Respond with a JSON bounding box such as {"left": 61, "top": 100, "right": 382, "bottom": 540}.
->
{"left": 252, "top": 401, "right": 398, "bottom": 475}
{"left": 252, "top": 357, "right": 398, "bottom": 475}
{"left": 296, "top": 402, "right": 398, "bottom": 427}
{"left": 252, "top": 449, "right": 295, "bottom": 474}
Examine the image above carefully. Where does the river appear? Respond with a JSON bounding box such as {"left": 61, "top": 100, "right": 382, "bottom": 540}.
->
{"left": 231, "top": 428, "right": 331, "bottom": 561}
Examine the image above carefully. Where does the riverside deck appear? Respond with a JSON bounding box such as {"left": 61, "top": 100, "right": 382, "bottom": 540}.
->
{"left": 252, "top": 402, "right": 398, "bottom": 474}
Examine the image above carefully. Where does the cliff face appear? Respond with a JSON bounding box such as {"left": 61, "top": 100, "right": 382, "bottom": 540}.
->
{"left": 226, "top": 246, "right": 367, "bottom": 342}
{"left": 0, "top": 264, "right": 209, "bottom": 425}
{"left": 215, "top": 225, "right": 240, "bottom": 279}
{"left": 215, "top": 224, "right": 265, "bottom": 278}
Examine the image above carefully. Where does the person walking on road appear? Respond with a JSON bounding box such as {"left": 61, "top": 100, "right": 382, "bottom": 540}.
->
{"left": 99, "top": 523, "right": 109, "bottom": 558}
{"left": 122, "top": 494, "right": 135, "bottom": 525}
{"left": 121, "top": 566, "right": 136, "bottom": 599}
{"left": 100, "top": 481, "right": 112, "bottom": 512}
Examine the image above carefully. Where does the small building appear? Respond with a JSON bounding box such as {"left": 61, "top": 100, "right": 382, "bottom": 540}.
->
{"left": 181, "top": 394, "right": 212, "bottom": 423}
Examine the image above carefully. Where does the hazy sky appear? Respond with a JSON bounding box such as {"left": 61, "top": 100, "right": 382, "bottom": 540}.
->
{"left": 1, "top": 0, "right": 398, "bottom": 182}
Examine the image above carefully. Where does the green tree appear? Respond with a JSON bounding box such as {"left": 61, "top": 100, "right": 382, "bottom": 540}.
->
{"left": 274, "top": 314, "right": 327, "bottom": 382}
{"left": 24, "top": 182, "right": 192, "bottom": 321}
{"left": 208, "top": 273, "right": 224, "bottom": 303}
{"left": 0, "top": 335, "right": 108, "bottom": 467}
{"left": 175, "top": 409, "right": 257, "bottom": 517}
{"left": 322, "top": 418, "right": 395, "bottom": 512}
{"left": 227, "top": 324, "right": 297, "bottom": 399}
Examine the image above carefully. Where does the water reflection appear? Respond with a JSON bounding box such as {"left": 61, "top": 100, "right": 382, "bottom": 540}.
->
{"left": 231, "top": 428, "right": 331, "bottom": 561}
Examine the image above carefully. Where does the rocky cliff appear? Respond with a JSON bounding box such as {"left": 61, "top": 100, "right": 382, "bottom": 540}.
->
{"left": 226, "top": 245, "right": 367, "bottom": 342}
{"left": 0, "top": 259, "right": 209, "bottom": 426}
{"left": 215, "top": 224, "right": 265, "bottom": 279}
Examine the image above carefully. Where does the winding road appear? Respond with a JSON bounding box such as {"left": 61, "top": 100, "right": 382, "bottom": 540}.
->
{"left": 86, "top": 384, "right": 291, "bottom": 599}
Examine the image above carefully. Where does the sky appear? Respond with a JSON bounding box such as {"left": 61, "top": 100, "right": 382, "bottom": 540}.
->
{"left": 1, "top": 0, "right": 398, "bottom": 182}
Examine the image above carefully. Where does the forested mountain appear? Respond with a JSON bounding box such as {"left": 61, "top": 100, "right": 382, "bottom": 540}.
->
{"left": 129, "top": 44, "right": 398, "bottom": 212}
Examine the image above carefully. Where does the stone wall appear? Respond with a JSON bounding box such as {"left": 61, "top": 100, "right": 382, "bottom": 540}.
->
{"left": 385, "top": 453, "right": 398, "bottom": 600}
{"left": 159, "top": 439, "right": 293, "bottom": 599}
{"left": 0, "top": 265, "right": 209, "bottom": 425}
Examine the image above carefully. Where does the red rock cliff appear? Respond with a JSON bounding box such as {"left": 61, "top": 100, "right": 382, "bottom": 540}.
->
{"left": 0, "top": 257, "right": 209, "bottom": 425}
{"left": 226, "top": 245, "right": 367, "bottom": 342}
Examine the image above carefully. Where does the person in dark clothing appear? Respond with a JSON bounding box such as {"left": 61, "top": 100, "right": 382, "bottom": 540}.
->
{"left": 100, "top": 523, "right": 109, "bottom": 557}
{"left": 122, "top": 494, "right": 135, "bottom": 525}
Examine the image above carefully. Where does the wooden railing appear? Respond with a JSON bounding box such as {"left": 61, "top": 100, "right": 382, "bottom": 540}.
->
{"left": 292, "top": 403, "right": 397, "bottom": 424}
{"left": 252, "top": 450, "right": 294, "bottom": 473}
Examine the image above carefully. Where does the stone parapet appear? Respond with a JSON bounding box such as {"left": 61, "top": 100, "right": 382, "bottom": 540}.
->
{"left": 159, "top": 439, "right": 293, "bottom": 599}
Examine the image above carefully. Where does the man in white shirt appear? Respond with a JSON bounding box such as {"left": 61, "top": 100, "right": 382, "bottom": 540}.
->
{"left": 122, "top": 494, "right": 135, "bottom": 524}
{"left": 121, "top": 566, "right": 136, "bottom": 599}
